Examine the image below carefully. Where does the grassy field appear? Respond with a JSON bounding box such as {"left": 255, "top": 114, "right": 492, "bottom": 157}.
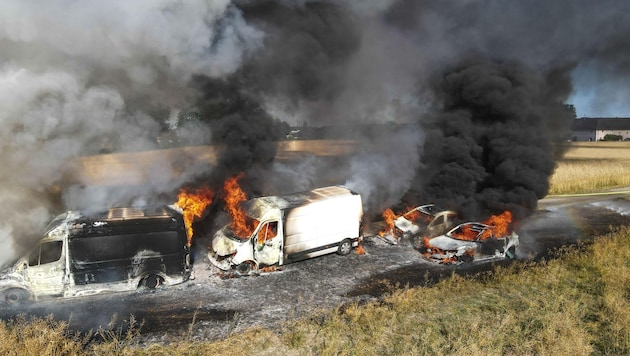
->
{"left": 549, "top": 142, "right": 630, "bottom": 195}
{"left": 2, "top": 142, "right": 630, "bottom": 355}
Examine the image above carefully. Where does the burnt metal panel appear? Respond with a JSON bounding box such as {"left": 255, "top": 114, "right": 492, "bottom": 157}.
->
{"left": 69, "top": 231, "right": 185, "bottom": 285}
{"left": 66, "top": 206, "right": 187, "bottom": 285}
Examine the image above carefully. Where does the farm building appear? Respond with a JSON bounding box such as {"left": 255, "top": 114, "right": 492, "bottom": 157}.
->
{"left": 571, "top": 117, "right": 630, "bottom": 141}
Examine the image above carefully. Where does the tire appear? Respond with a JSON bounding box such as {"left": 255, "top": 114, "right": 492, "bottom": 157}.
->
{"left": 1, "top": 288, "right": 30, "bottom": 305}
{"left": 458, "top": 252, "right": 474, "bottom": 263}
{"left": 337, "top": 239, "right": 353, "bottom": 256}
{"left": 506, "top": 246, "right": 517, "bottom": 259}
{"left": 236, "top": 261, "right": 255, "bottom": 275}
{"left": 141, "top": 274, "right": 163, "bottom": 289}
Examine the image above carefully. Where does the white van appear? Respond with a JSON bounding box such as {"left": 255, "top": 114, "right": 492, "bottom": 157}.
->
{"left": 208, "top": 186, "right": 363, "bottom": 274}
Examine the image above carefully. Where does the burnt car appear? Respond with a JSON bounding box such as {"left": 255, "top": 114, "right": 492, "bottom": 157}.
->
{"left": 420, "top": 222, "right": 519, "bottom": 264}
{"left": 394, "top": 204, "right": 458, "bottom": 238}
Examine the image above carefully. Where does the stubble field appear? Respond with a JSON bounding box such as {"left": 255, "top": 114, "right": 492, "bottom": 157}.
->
{"left": 549, "top": 142, "right": 630, "bottom": 195}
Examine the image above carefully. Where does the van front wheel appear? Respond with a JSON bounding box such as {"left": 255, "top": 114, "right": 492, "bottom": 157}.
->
{"left": 236, "top": 261, "right": 255, "bottom": 275}
{"left": 338, "top": 239, "right": 353, "bottom": 256}
{"left": 1, "top": 288, "right": 30, "bottom": 305}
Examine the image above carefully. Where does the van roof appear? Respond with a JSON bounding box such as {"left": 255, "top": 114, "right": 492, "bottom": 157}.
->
{"left": 281, "top": 186, "right": 356, "bottom": 208}
{"left": 244, "top": 186, "right": 358, "bottom": 220}
{"left": 72, "top": 206, "right": 182, "bottom": 226}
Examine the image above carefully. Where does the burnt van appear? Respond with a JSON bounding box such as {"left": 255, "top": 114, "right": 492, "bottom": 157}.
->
{"left": 0, "top": 206, "right": 190, "bottom": 304}
{"left": 208, "top": 186, "right": 363, "bottom": 274}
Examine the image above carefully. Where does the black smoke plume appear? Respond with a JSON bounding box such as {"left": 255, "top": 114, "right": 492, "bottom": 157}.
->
{"left": 189, "top": 76, "right": 287, "bottom": 196}
{"left": 4, "top": 0, "right": 630, "bottom": 265}
{"left": 415, "top": 57, "right": 574, "bottom": 221}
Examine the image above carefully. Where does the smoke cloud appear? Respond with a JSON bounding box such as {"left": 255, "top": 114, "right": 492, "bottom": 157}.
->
{"left": 0, "top": 0, "right": 262, "bottom": 262}
{"left": 2, "top": 0, "right": 630, "bottom": 264}
{"left": 417, "top": 57, "right": 573, "bottom": 220}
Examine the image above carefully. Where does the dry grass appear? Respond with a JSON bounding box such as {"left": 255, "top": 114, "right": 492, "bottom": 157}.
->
{"left": 549, "top": 142, "right": 630, "bottom": 195}
{"left": 4, "top": 227, "right": 629, "bottom": 355}
{"left": 3, "top": 141, "right": 630, "bottom": 354}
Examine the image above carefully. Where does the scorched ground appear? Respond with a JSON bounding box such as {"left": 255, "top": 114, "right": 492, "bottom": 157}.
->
{"left": 0, "top": 192, "right": 628, "bottom": 343}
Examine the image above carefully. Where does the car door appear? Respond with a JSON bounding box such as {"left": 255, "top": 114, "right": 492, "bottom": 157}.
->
{"left": 253, "top": 221, "right": 282, "bottom": 266}
{"left": 24, "top": 240, "right": 66, "bottom": 297}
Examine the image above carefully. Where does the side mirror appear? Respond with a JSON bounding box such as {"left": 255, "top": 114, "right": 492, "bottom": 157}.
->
{"left": 14, "top": 258, "right": 28, "bottom": 272}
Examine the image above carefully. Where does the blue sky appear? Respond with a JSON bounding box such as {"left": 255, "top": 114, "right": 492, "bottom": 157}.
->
{"left": 569, "top": 64, "right": 630, "bottom": 118}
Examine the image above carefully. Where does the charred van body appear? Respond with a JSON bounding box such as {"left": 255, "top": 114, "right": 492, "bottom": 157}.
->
{"left": 0, "top": 206, "right": 190, "bottom": 304}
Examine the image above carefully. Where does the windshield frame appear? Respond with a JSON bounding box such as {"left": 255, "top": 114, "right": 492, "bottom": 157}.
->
{"left": 44, "top": 212, "right": 69, "bottom": 234}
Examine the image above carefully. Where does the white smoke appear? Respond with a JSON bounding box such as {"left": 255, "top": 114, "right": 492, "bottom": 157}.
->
{"left": 0, "top": 0, "right": 264, "bottom": 265}
{"left": 345, "top": 125, "right": 425, "bottom": 212}
{"left": 0, "top": 0, "right": 262, "bottom": 81}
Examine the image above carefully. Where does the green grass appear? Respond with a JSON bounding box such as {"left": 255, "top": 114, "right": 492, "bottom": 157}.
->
{"left": 3, "top": 227, "right": 629, "bottom": 355}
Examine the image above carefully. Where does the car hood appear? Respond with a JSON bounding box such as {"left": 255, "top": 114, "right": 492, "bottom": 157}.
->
{"left": 394, "top": 216, "right": 419, "bottom": 234}
{"left": 427, "top": 235, "right": 476, "bottom": 251}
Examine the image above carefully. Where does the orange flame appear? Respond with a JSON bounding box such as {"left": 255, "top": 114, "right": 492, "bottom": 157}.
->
{"left": 422, "top": 236, "right": 457, "bottom": 263}
{"left": 175, "top": 186, "right": 214, "bottom": 246}
{"left": 453, "top": 224, "right": 480, "bottom": 241}
{"left": 256, "top": 222, "right": 278, "bottom": 244}
{"left": 355, "top": 242, "right": 366, "bottom": 255}
{"left": 378, "top": 208, "right": 397, "bottom": 237}
{"left": 224, "top": 174, "right": 258, "bottom": 238}
{"left": 482, "top": 211, "right": 513, "bottom": 238}
{"left": 403, "top": 207, "right": 431, "bottom": 223}
{"left": 378, "top": 206, "right": 433, "bottom": 237}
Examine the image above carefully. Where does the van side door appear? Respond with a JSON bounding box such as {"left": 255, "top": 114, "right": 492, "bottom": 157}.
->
{"left": 24, "top": 240, "right": 66, "bottom": 297}
{"left": 253, "top": 221, "right": 282, "bottom": 267}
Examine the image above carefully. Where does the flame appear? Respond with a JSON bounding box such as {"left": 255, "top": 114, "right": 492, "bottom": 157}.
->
{"left": 256, "top": 222, "right": 278, "bottom": 244}
{"left": 355, "top": 242, "right": 366, "bottom": 255}
{"left": 378, "top": 206, "right": 433, "bottom": 237}
{"left": 378, "top": 208, "right": 397, "bottom": 237}
{"left": 421, "top": 210, "right": 513, "bottom": 264}
{"left": 452, "top": 224, "right": 480, "bottom": 241}
{"left": 224, "top": 174, "right": 258, "bottom": 238}
{"left": 482, "top": 211, "right": 513, "bottom": 238}
{"left": 422, "top": 236, "right": 457, "bottom": 263}
{"left": 260, "top": 266, "right": 279, "bottom": 273}
{"left": 403, "top": 207, "right": 431, "bottom": 223}
{"left": 175, "top": 186, "right": 214, "bottom": 246}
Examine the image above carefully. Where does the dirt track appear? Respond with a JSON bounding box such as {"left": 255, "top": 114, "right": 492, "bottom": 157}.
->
{"left": 1, "top": 192, "right": 628, "bottom": 343}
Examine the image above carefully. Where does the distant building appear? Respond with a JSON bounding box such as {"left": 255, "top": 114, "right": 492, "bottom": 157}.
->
{"left": 571, "top": 117, "right": 630, "bottom": 141}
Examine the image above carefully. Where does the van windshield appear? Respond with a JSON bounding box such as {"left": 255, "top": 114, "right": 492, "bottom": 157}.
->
{"left": 221, "top": 215, "right": 259, "bottom": 241}
{"left": 221, "top": 226, "right": 248, "bottom": 241}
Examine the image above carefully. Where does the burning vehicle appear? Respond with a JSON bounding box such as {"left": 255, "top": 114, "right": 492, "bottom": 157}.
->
{"left": 393, "top": 204, "right": 458, "bottom": 238}
{"left": 420, "top": 219, "right": 519, "bottom": 264}
{"left": 379, "top": 205, "right": 458, "bottom": 245}
{"left": 208, "top": 186, "right": 363, "bottom": 274}
{"left": 0, "top": 206, "right": 190, "bottom": 304}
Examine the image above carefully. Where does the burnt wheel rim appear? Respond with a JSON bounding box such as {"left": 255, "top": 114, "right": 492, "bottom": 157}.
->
{"left": 144, "top": 275, "right": 161, "bottom": 289}
{"left": 339, "top": 241, "right": 352, "bottom": 255}
{"left": 3, "top": 289, "right": 27, "bottom": 304}
{"left": 237, "top": 262, "right": 253, "bottom": 274}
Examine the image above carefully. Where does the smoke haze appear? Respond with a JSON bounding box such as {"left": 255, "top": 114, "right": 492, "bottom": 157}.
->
{"left": 0, "top": 0, "right": 262, "bottom": 261}
{"left": 2, "top": 0, "right": 629, "bottom": 263}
